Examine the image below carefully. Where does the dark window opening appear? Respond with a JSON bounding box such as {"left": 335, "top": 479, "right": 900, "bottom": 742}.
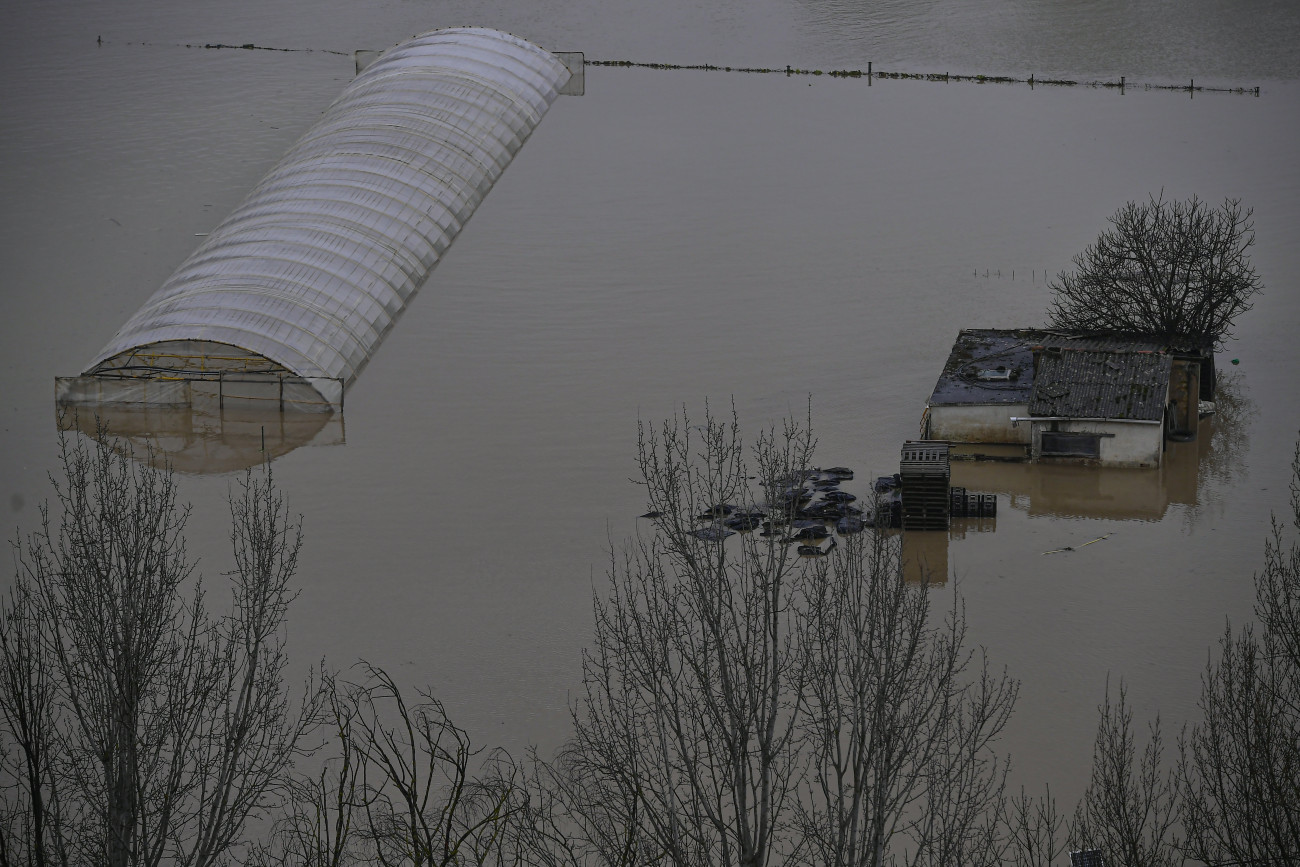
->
{"left": 1041, "top": 431, "right": 1101, "bottom": 458}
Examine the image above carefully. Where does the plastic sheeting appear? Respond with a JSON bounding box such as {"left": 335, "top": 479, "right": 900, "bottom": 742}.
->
{"left": 83, "top": 28, "right": 571, "bottom": 408}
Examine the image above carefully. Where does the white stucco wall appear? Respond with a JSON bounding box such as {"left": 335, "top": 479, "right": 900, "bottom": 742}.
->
{"left": 1031, "top": 419, "right": 1164, "bottom": 468}
{"left": 927, "top": 403, "right": 1030, "bottom": 444}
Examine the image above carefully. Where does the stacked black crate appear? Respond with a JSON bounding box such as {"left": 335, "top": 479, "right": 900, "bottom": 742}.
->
{"left": 900, "top": 441, "right": 951, "bottom": 531}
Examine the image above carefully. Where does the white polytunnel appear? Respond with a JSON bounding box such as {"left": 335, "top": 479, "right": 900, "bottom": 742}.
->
{"left": 57, "top": 27, "right": 575, "bottom": 412}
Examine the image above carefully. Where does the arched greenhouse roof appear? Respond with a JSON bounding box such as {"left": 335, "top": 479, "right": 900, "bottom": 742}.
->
{"left": 80, "top": 27, "right": 571, "bottom": 409}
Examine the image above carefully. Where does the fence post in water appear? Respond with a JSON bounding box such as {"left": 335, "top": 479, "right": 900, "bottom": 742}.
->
{"left": 1120, "top": 75, "right": 1125, "bottom": 94}
{"left": 868, "top": 61, "right": 872, "bottom": 85}
{"left": 1029, "top": 73, "right": 1034, "bottom": 88}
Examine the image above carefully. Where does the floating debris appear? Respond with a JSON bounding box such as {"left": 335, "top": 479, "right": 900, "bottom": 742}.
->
{"left": 697, "top": 503, "right": 736, "bottom": 520}
{"left": 798, "top": 538, "right": 838, "bottom": 557}
{"left": 725, "top": 514, "right": 764, "bottom": 531}
{"left": 640, "top": 463, "right": 872, "bottom": 544}
{"left": 836, "top": 516, "right": 867, "bottom": 535}
{"left": 789, "top": 526, "right": 831, "bottom": 542}
{"left": 1043, "top": 533, "right": 1113, "bottom": 555}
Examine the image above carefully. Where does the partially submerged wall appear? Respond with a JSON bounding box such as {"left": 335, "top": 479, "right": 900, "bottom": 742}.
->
{"left": 927, "top": 403, "right": 1031, "bottom": 444}
{"left": 1030, "top": 418, "right": 1165, "bottom": 468}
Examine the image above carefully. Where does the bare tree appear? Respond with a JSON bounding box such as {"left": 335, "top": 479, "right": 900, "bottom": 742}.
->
{"left": 1179, "top": 438, "right": 1300, "bottom": 866}
{"left": 255, "top": 671, "right": 362, "bottom": 867}
{"left": 500, "top": 745, "right": 645, "bottom": 867}
{"left": 557, "top": 406, "right": 813, "bottom": 867}
{"left": 796, "top": 529, "right": 1016, "bottom": 867}
{"left": 518, "top": 406, "right": 1019, "bottom": 867}
{"left": 0, "top": 424, "right": 320, "bottom": 867}
{"left": 1070, "top": 682, "right": 1181, "bottom": 867}
{"left": 349, "top": 664, "right": 516, "bottom": 866}
{"left": 0, "top": 577, "right": 66, "bottom": 867}
{"left": 1004, "top": 787, "right": 1065, "bottom": 867}
{"left": 262, "top": 663, "right": 518, "bottom": 867}
{"left": 1046, "top": 195, "right": 1262, "bottom": 347}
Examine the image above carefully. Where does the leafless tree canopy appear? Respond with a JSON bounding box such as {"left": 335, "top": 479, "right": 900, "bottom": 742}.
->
{"left": 258, "top": 664, "right": 518, "bottom": 867}
{"left": 1069, "top": 682, "right": 1181, "bottom": 867}
{"left": 0, "top": 424, "right": 320, "bottom": 867}
{"left": 1046, "top": 195, "right": 1262, "bottom": 346}
{"left": 511, "top": 406, "right": 1019, "bottom": 867}
{"left": 1177, "top": 439, "right": 1300, "bottom": 865}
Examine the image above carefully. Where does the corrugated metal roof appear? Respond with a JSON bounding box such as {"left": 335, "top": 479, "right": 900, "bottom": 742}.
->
{"left": 1029, "top": 349, "right": 1172, "bottom": 421}
{"left": 927, "top": 328, "right": 1198, "bottom": 408}
{"left": 85, "top": 28, "right": 571, "bottom": 403}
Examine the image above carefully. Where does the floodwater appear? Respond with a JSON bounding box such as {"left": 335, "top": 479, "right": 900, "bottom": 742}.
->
{"left": 3, "top": 0, "right": 1300, "bottom": 810}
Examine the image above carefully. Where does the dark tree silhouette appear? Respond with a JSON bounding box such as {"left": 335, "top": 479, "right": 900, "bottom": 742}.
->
{"left": 1047, "top": 195, "right": 1262, "bottom": 347}
{"left": 1178, "top": 438, "right": 1300, "bottom": 865}
{"left": 511, "top": 406, "right": 1018, "bottom": 867}
{"left": 0, "top": 424, "right": 321, "bottom": 867}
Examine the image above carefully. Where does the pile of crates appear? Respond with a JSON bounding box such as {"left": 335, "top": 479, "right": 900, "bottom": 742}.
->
{"left": 899, "top": 441, "right": 951, "bottom": 531}
{"left": 948, "top": 486, "right": 998, "bottom": 518}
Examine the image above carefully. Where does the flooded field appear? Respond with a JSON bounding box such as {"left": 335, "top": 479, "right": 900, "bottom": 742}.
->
{"left": 3, "top": 0, "right": 1299, "bottom": 810}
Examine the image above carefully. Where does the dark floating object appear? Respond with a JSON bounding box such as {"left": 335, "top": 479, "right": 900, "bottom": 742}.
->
{"left": 699, "top": 503, "right": 736, "bottom": 519}
{"left": 874, "top": 475, "right": 901, "bottom": 493}
{"left": 822, "top": 490, "right": 857, "bottom": 504}
{"left": 822, "top": 466, "right": 855, "bottom": 480}
{"left": 836, "top": 516, "right": 867, "bottom": 534}
{"left": 811, "top": 478, "right": 841, "bottom": 490}
{"left": 689, "top": 526, "right": 736, "bottom": 542}
{"left": 790, "top": 526, "right": 831, "bottom": 542}
{"left": 725, "top": 514, "right": 764, "bottom": 531}
{"left": 798, "top": 537, "right": 838, "bottom": 557}
{"left": 639, "top": 510, "right": 664, "bottom": 519}
{"left": 772, "top": 470, "right": 818, "bottom": 487}
{"left": 790, "top": 518, "right": 827, "bottom": 530}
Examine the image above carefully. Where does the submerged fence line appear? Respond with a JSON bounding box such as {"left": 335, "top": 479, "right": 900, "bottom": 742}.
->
{"left": 108, "top": 40, "right": 1261, "bottom": 96}
{"left": 585, "top": 58, "right": 1261, "bottom": 96}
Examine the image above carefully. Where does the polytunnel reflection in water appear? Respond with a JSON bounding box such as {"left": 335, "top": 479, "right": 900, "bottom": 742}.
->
{"left": 56, "top": 403, "right": 344, "bottom": 476}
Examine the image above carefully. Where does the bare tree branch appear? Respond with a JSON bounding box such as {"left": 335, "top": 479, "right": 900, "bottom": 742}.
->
{"left": 0, "top": 421, "right": 320, "bottom": 867}
{"left": 520, "top": 406, "right": 1018, "bottom": 867}
{"left": 1070, "top": 681, "right": 1181, "bottom": 867}
{"left": 1047, "top": 195, "right": 1262, "bottom": 348}
{"left": 1179, "top": 437, "right": 1300, "bottom": 865}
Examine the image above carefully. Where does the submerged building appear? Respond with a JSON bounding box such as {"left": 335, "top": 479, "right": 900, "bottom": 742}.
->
{"left": 58, "top": 27, "right": 577, "bottom": 412}
{"left": 922, "top": 329, "right": 1212, "bottom": 469}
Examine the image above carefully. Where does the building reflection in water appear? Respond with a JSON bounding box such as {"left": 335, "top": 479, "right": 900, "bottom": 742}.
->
{"left": 901, "top": 376, "right": 1254, "bottom": 584}
{"left": 56, "top": 402, "right": 344, "bottom": 475}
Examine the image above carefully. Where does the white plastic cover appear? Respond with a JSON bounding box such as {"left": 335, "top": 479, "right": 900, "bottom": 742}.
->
{"left": 86, "top": 27, "right": 570, "bottom": 402}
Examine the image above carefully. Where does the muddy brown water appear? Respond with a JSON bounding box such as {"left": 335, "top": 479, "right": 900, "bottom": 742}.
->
{"left": 3, "top": 0, "right": 1299, "bottom": 810}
